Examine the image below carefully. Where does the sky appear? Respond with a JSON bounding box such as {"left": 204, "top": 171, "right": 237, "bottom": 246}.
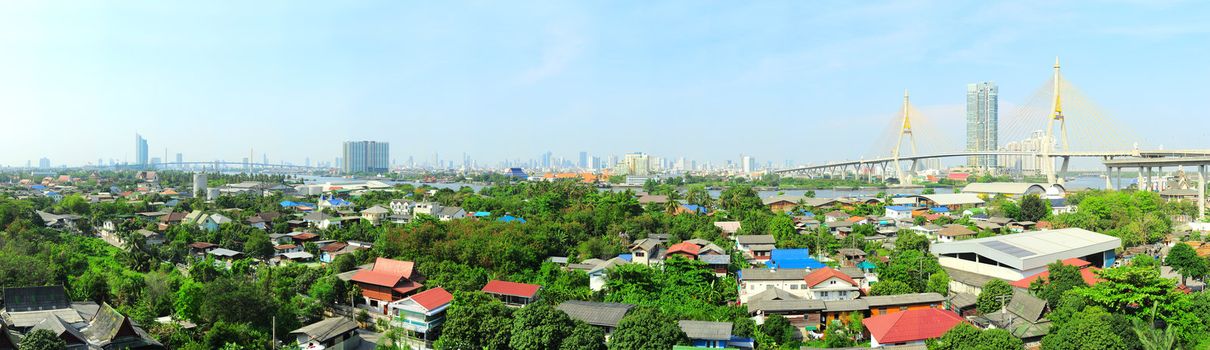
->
{"left": 1, "top": 1, "right": 1208, "bottom": 168}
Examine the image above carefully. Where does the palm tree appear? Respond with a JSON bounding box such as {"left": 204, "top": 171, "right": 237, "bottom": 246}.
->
{"left": 664, "top": 191, "right": 683, "bottom": 214}
{"left": 1133, "top": 305, "right": 1177, "bottom": 350}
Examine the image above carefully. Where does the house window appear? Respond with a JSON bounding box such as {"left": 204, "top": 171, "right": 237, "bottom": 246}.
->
{"left": 635, "top": 252, "right": 644, "bottom": 257}
{"left": 838, "top": 291, "right": 846, "bottom": 297}
{"left": 878, "top": 307, "right": 887, "bottom": 315}
{"left": 801, "top": 284, "right": 808, "bottom": 289}
{"left": 790, "top": 285, "right": 798, "bottom": 290}
{"left": 820, "top": 291, "right": 829, "bottom": 297}
{"left": 930, "top": 303, "right": 938, "bottom": 308}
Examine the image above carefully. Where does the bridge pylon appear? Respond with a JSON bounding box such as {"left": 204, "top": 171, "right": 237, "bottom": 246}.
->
{"left": 892, "top": 89, "right": 918, "bottom": 186}
{"left": 1043, "top": 57, "right": 1070, "bottom": 185}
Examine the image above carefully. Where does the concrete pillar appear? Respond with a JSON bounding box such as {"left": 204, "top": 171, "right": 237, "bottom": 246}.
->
{"left": 1138, "top": 167, "right": 1146, "bottom": 191}
{"left": 1200, "top": 165, "right": 1206, "bottom": 221}
{"left": 1116, "top": 167, "right": 1122, "bottom": 190}
{"left": 1105, "top": 165, "right": 1114, "bottom": 190}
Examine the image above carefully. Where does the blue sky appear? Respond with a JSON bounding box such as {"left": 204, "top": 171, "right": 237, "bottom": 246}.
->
{"left": 1, "top": 1, "right": 1208, "bottom": 168}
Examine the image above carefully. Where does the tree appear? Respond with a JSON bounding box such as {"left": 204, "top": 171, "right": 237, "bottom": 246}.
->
{"left": 977, "top": 279, "right": 1013, "bottom": 314}
{"left": 768, "top": 215, "right": 796, "bottom": 244}
{"left": 869, "top": 280, "right": 914, "bottom": 296}
{"left": 607, "top": 308, "right": 688, "bottom": 350}
{"left": 244, "top": 233, "right": 274, "bottom": 261}
{"left": 203, "top": 321, "right": 270, "bottom": 349}
{"left": 560, "top": 321, "right": 606, "bottom": 350}
{"left": 1030, "top": 261, "right": 1087, "bottom": 308}
{"left": 976, "top": 328, "right": 1025, "bottom": 350}
{"left": 197, "top": 277, "right": 279, "bottom": 330}
{"left": 759, "top": 314, "right": 797, "bottom": 346}
{"left": 509, "top": 304, "right": 576, "bottom": 350}
{"left": 435, "top": 291, "right": 513, "bottom": 350}
{"left": 19, "top": 329, "right": 67, "bottom": 350}
{"left": 1041, "top": 306, "right": 1125, "bottom": 350}
{"left": 927, "top": 323, "right": 981, "bottom": 350}
{"left": 1165, "top": 242, "right": 1205, "bottom": 285}
{"left": 822, "top": 319, "right": 855, "bottom": 348}
{"left": 893, "top": 231, "right": 929, "bottom": 252}
{"left": 1019, "top": 194, "right": 1049, "bottom": 222}
{"left": 927, "top": 270, "right": 950, "bottom": 296}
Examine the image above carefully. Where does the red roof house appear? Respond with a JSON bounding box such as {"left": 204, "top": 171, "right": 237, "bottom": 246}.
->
{"left": 666, "top": 242, "right": 701, "bottom": 260}
{"left": 351, "top": 258, "right": 425, "bottom": 312}
{"left": 1010, "top": 258, "right": 1102, "bottom": 289}
{"left": 407, "top": 287, "right": 453, "bottom": 312}
{"left": 482, "top": 280, "right": 542, "bottom": 306}
{"left": 862, "top": 308, "right": 965, "bottom": 346}
{"left": 804, "top": 267, "right": 858, "bottom": 288}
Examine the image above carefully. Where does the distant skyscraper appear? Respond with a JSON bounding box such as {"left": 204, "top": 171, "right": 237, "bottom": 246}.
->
{"left": 342, "top": 141, "right": 390, "bottom": 174}
{"left": 966, "top": 82, "right": 999, "bottom": 168}
{"left": 578, "top": 151, "right": 588, "bottom": 168}
{"left": 617, "top": 152, "right": 652, "bottom": 176}
{"left": 135, "top": 133, "right": 149, "bottom": 167}
{"left": 175, "top": 153, "right": 183, "bottom": 165}
{"left": 39, "top": 157, "right": 50, "bottom": 169}
{"left": 741, "top": 155, "right": 755, "bottom": 173}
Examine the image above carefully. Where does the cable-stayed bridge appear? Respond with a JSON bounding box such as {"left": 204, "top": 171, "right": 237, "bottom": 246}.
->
{"left": 775, "top": 58, "right": 1210, "bottom": 189}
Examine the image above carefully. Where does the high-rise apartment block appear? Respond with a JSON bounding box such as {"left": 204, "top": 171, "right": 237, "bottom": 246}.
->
{"left": 342, "top": 141, "right": 390, "bottom": 174}
{"left": 966, "top": 82, "right": 998, "bottom": 168}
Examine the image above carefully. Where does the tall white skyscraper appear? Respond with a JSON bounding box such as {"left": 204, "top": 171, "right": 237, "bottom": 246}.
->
{"left": 135, "top": 133, "right": 149, "bottom": 167}
{"left": 966, "top": 82, "right": 998, "bottom": 168}
{"left": 342, "top": 141, "right": 390, "bottom": 174}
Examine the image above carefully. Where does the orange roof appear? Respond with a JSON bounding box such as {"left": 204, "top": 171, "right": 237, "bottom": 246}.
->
{"left": 372, "top": 257, "right": 416, "bottom": 279}
{"left": 666, "top": 242, "right": 701, "bottom": 256}
{"left": 845, "top": 216, "right": 866, "bottom": 223}
{"left": 804, "top": 267, "right": 857, "bottom": 287}
{"left": 1062, "top": 258, "right": 1091, "bottom": 268}
{"left": 482, "top": 280, "right": 542, "bottom": 298}
{"left": 863, "top": 308, "right": 964, "bottom": 344}
{"left": 408, "top": 287, "right": 452, "bottom": 310}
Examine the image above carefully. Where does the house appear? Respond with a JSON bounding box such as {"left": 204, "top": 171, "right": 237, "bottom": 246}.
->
{"left": 278, "top": 252, "right": 315, "bottom": 263}
{"left": 666, "top": 242, "right": 701, "bottom": 260}
{"left": 188, "top": 242, "right": 217, "bottom": 257}
{"left": 303, "top": 212, "right": 342, "bottom": 230}
{"left": 974, "top": 289, "right": 1051, "bottom": 343}
{"left": 200, "top": 213, "right": 232, "bottom": 232}
{"left": 836, "top": 248, "right": 867, "bottom": 266}
{"left": 823, "top": 211, "right": 850, "bottom": 223}
{"left": 389, "top": 288, "right": 453, "bottom": 346}
{"left": 678, "top": 320, "right": 733, "bottom": 349}
{"left": 936, "top": 225, "right": 975, "bottom": 243}
{"left": 158, "top": 212, "right": 187, "bottom": 226}
{"left": 568, "top": 257, "right": 630, "bottom": 291}
{"left": 884, "top": 206, "right": 918, "bottom": 221}
{"left": 246, "top": 212, "right": 280, "bottom": 230}
{"left": 289, "top": 317, "right": 362, "bottom": 350}
{"left": 557, "top": 301, "right": 634, "bottom": 338}
{"left": 0, "top": 286, "right": 162, "bottom": 349}
{"left": 737, "top": 268, "right": 811, "bottom": 303}
{"left": 902, "top": 193, "right": 985, "bottom": 212}
{"left": 208, "top": 248, "right": 244, "bottom": 262}
{"left": 630, "top": 238, "right": 664, "bottom": 265}
{"left": 767, "top": 249, "right": 825, "bottom": 270}
{"left": 361, "top": 205, "right": 390, "bottom": 225}
{"left": 497, "top": 215, "right": 526, "bottom": 223}
{"left": 433, "top": 206, "right": 466, "bottom": 221}
{"left": 637, "top": 194, "right": 669, "bottom": 205}
{"left": 389, "top": 199, "right": 415, "bottom": 215}
{"left": 863, "top": 293, "right": 945, "bottom": 317}
{"left": 862, "top": 308, "right": 965, "bottom": 347}
{"left": 316, "top": 194, "right": 354, "bottom": 210}
{"left": 1049, "top": 198, "right": 1075, "bottom": 215}
{"left": 275, "top": 244, "right": 301, "bottom": 256}
{"left": 735, "top": 235, "right": 776, "bottom": 261}
{"left": 350, "top": 258, "right": 425, "bottom": 313}
{"left": 763, "top": 196, "right": 838, "bottom": 213}
{"left": 745, "top": 289, "right": 827, "bottom": 336}
{"left": 802, "top": 267, "right": 859, "bottom": 301}
{"left": 714, "top": 221, "right": 741, "bottom": 236}
{"left": 932, "top": 228, "right": 1121, "bottom": 281}
{"left": 319, "top": 242, "right": 359, "bottom": 263}
{"left": 481, "top": 280, "right": 541, "bottom": 307}
{"left": 134, "top": 229, "right": 164, "bottom": 246}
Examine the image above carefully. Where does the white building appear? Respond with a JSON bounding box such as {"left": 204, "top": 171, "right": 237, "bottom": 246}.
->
{"left": 931, "top": 228, "right": 1120, "bottom": 281}
{"left": 738, "top": 268, "right": 811, "bottom": 304}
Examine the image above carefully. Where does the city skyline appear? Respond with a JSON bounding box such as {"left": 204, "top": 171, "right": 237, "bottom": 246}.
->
{"left": 2, "top": 1, "right": 1208, "bottom": 167}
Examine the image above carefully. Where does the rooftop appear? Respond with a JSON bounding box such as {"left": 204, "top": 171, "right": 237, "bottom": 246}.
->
{"left": 931, "top": 228, "right": 1121, "bottom": 271}
{"left": 678, "top": 320, "right": 732, "bottom": 341}
{"left": 481, "top": 280, "right": 542, "bottom": 298}
{"left": 863, "top": 308, "right": 964, "bottom": 344}
{"left": 557, "top": 301, "right": 634, "bottom": 328}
